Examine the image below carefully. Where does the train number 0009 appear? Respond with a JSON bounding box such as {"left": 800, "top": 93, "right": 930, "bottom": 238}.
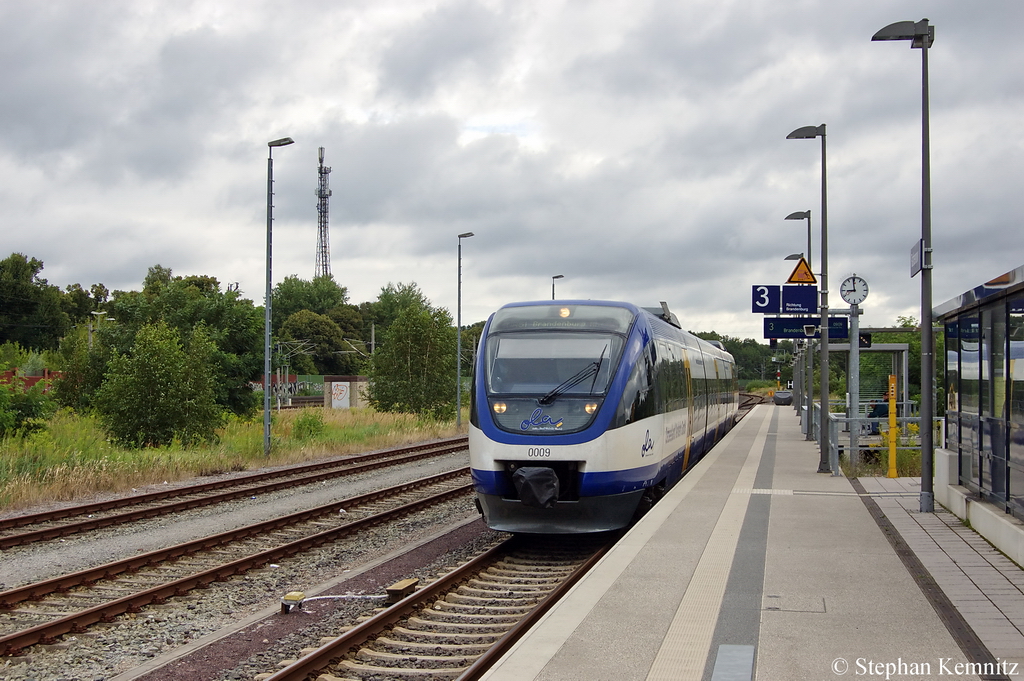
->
{"left": 527, "top": 447, "right": 552, "bottom": 457}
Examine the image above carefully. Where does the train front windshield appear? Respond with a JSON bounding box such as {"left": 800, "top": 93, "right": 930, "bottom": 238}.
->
{"left": 481, "top": 304, "right": 634, "bottom": 434}
{"left": 485, "top": 333, "right": 622, "bottom": 396}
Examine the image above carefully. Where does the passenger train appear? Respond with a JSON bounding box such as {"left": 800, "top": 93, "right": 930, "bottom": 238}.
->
{"left": 469, "top": 300, "right": 739, "bottom": 534}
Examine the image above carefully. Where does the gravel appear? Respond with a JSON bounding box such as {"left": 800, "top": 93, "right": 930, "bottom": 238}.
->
{"left": 0, "top": 447, "right": 505, "bottom": 681}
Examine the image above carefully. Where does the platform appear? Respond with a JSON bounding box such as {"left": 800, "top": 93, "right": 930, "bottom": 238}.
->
{"left": 481, "top": 404, "right": 1024, "bottom": 681}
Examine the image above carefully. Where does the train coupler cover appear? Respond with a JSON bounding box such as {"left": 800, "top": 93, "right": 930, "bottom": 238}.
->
{"left": 513, "top": 467, "right": 559, "bottom": 508}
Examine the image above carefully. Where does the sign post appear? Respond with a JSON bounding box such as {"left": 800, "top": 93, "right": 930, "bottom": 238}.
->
{"left": 887, "top": 375, "right": 898, "bottom": 478}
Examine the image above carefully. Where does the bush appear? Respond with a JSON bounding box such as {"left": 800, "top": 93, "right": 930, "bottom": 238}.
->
{"left": 94, "top": 322, "right": 223, "bottom": 447}
{"left": 292, "top": 409, "right": 326, "bottom": 441}
{"left": 0, "top": 372, "right": 56, "bottom": 437}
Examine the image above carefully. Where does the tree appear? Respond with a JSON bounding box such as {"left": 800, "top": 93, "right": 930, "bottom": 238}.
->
{"left": 366, "top": 306, "right": 457, "bottom": 419}
{"left": 0, "top": 253, "right": 71, "bottom": 349}
{"left": 106, "top": 267, "right": 263, "bottom": 415}
{"left": 280, "top": 310, "right": 362, "bottom": 375}
{"left": 52, "top": 326, "right": 112, "bottom": 412}
{"left": 271, "top": 275, "right": 348, "bottom": 332}
{"left": 94, "top": 322, "right": 222, "bottom": 447}
{"left": 358, "top": 282, "right": 431, "bottom": 346}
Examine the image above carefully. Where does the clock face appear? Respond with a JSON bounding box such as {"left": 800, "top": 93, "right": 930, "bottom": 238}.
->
{"left": 840, "top": 276, "right": 869, "bottom": 304}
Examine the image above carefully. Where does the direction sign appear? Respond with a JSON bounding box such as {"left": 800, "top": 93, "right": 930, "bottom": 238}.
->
{"left": 782, "top": 285, "right": 817, "bottom": 314}
{"left": 751, "top": 285, "right": 781, "bottom": 313}
{"left": 764, "top": 316, "right": 849, "bottom": 339}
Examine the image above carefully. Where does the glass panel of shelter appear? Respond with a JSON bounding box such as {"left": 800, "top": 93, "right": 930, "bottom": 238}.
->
{"left": 960, "top": 314, "right": 981, "bottom": 490}
{"left": 1009, "top": 295, "right": 1024, "bottom": 517}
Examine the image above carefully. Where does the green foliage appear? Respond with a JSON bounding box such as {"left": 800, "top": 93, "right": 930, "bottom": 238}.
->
{"left": 292, "top": 409, "right": 326, "bottom": 441}
{"left": 0, "top": 377, "right": 16, "bottom": 436}
{"left": 106, "top": 266, "right": 263, "bottom": 416}
{"left": 0, "top": 254, "right": 72, "bottom": 349}
{"left": 271, "top": 275, "right": 348, "bottom": 332}
{"left": 94, "top": 322, "right": 223, "bottom": 447}
{"left": 0, "top": 342, "right": 31, "bottom": 370}
{"left": 0, "top": 370, "right": 57, "bottom": 437}
{"left": 51, "top": 326, "right": 111, "bottom": 412}
{"left": 366, "top": 306, "right": 457, "bottom": 420}
{"left": 358, "top": 282, "right": 431, "bottom": 344}
{"left": 280, "top": 310, "right": 362, "bottom": 375}
{"left": 694, "top": 332, "right": 792, "bottom": 383}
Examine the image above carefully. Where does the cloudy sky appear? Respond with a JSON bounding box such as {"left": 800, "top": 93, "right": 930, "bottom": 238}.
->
{"left": 3, "top": 0, "right": 1022, "bottom": 339}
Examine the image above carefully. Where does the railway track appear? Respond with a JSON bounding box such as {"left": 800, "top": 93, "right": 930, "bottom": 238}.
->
{"left": 738, "top": 392, "right": 764, "bottom": 415}
{"left": 262, "top": 533, "right": 615, "bottom": 681}
{"left": 0, "top": 436, "right": 468, "bottom": 549}
{"left": 0, "top": 468, "right": 474, "bottom": 656}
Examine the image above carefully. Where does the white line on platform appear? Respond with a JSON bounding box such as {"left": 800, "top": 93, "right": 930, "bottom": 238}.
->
{"left": 645, "top": 407, "right": 773, "bottom": 681}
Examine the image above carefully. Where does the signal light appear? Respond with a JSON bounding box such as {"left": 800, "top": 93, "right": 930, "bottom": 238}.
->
{"left": 859, "top": 333, "right": 872, "bottom": 348}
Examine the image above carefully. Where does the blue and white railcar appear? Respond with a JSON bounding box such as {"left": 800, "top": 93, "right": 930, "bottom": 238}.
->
{"left": 469, "top": 300, "right": 739, "bottom": 534}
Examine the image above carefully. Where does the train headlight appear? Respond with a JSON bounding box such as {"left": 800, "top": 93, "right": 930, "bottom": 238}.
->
{"left": 559, "top": 307, "right": 571, "bottom": 318}
{"left": 492, "top": 402, "right": 507, "bottom": 414}
{"left": 585, "top": 402, "right": 598, "bottom": 414}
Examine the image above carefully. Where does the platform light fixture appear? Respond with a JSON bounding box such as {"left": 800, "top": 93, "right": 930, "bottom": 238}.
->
{"left": 873, "top": 19, "right": 935, "bottom": 512}
{"left": 785, "top": 210, "right": 812, "bottom": 269}
{"left": 552, "top": 274, "right": 564, "bottom": 300}
{"left": 787, "top": 124, "right": 831, "bottom": 474}
{"left": 265, "top": 137, "right": 294, "bottom": 457}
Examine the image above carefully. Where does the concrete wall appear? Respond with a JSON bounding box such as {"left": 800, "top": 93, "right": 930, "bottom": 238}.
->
{"left": 935, "top": 447, "right": 1024, "bottom": 566}
{"left": 323, "top": 376, "right": 369, "bottom": 409}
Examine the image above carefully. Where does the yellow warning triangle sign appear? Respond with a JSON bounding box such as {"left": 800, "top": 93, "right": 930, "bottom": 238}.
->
{"left": 787, "top": 257, "right": 817, "bottom": 284}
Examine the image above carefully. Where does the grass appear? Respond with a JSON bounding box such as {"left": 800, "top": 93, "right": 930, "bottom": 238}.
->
{"left": 840, "top": 423, "right": 924, "bottom": 478}
{"left": 0, "top": 407, "right": 463, "bottom": 513}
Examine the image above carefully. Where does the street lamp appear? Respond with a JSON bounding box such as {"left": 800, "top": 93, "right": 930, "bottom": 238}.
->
{"left": 265, "top": 136, "right": 294, "bottom": 457}
{"left": 457, "top": 232, "right": 474, "bottom": 427}
{"left": 551, "top": 274, "right": 564, "bottom": 300}
{"left": 787, "top": 124, "right": 831, "bottom": 474}
{"left": 873, "top": 18, "right": 935, "bottom": 512}
{"left": 785, "top": 210, "right": 812, "bottom": 269}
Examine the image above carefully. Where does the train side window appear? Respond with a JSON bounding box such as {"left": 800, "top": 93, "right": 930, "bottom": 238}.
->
{"left": 612, "top": 344, "right": 656, "bottom": 428}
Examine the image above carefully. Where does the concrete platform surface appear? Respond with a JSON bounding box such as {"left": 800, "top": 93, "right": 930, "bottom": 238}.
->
{"left": 480, "top": 405, "right": 1024, "bottom": 681}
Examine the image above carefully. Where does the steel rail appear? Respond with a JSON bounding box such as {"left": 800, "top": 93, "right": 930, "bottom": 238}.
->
{"left": 264, "top": 535, "right": 616, "bottom": 681}
{"left": 0, "top": 438, "right": 468, "bottom": 549}
{"left": 0, "top": 470, "right": 473, "bottom": 655}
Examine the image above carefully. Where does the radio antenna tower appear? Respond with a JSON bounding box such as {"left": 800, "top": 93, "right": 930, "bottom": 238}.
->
{"left": 314, "top": 147, "right": 332, "bottom": 278}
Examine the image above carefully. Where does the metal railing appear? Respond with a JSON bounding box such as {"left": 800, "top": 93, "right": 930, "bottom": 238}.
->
{"left": 799, "top": 401, "right": 944, "bottom": 474}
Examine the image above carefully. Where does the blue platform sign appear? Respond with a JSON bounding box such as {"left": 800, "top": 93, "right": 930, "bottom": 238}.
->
{"left": 782, "top": 285, "right": 817, "bottom": 314}
{"left": 752, "top": 285, "right": 781, "bottom": 313}
{"left": 764, "top": 316, "right": 849, "bottom": 339}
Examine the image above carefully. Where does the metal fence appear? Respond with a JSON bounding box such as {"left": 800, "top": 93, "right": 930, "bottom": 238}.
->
{"left": 799, "top": 401, "right": 944, "bottom": 474}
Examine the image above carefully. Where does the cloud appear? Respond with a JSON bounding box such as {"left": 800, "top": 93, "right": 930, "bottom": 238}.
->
{"left": 378, "top": 1, "right": 515, "bottom": 100}
{"left": 1, "top": 0, "right": 1022, "bottom": 342}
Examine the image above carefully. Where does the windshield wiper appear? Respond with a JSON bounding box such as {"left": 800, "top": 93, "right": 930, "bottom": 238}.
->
{"left": 589, "top": 344, "right": 608, "bottom": 394}
{"left": 538, "top": 361, "right": 600, "bottom": 406}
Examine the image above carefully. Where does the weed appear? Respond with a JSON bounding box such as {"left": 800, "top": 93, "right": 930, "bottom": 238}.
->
{"left": 0, "top": 407, "right": 463, "bottom": 512}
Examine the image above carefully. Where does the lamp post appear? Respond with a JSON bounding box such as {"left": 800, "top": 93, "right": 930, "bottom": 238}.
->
{"left": 456, "top": 232, "right": 474, "bottom": 427}
{"left": 785, "top": 210, "right": 812, "bottom": 269}
{"left": 551, "top": 274, "right": 564, "bottom": 300}
{"left": 265, "top": 137, "right": 294, "bottom": 457}
{"left": 784, "top": 253, "right": 814, "bottom": 439}
{"left": 873, "top": 19, "right": 935, "bottom": 512}
{"left": 787, "top": 124, "right": 831, "bottom": 473}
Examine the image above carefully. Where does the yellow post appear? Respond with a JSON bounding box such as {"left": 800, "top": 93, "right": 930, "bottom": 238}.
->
{"left": 887, "top": 374, "right": 898, "bottom": 478}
